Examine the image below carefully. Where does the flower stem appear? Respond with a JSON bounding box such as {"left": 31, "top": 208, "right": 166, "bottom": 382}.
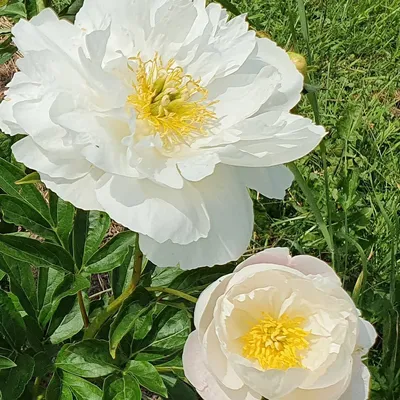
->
{"left": 84, "top": 235, "right": 143, "bottom": 339}
{"left": 77, "top": 290, "right": 89, "bottom": 329}
{"left": 146, "top": 286, "right": 197, "bottom": 303}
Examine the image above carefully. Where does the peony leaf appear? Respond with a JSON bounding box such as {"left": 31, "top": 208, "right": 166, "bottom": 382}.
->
{"left": 0, "top": 234, "right": 75, "bottom": 273}
{"left": 103, "top": 374, "right": 141, "bottom": 400}
{"left": 0, "top": 356, "right": 16, "bottom": 371}
{"left": 109, "top": 288, "right": 153, "bottom": 359}
{"left": 56, "top": 339, "right": 121, "bottom": 378}
{"left": 125, "top": 360, "right": 168, "bottom": 397}
{"left": 62, "top": 371, "right": 102, "bottom": 400}
{"left": 0, "top": 289, "right": 26, "bottom": 350}
{"left": 46, "top": 371, "right": 73, "bottom": 400}
{"left": 14, "top": 171, "right": 41, "bottom": 185}
{"left": 0, "top": 157, "right": 52, "bottom": 224}
{"left": 162, "top": 374, "right": 198, "bottom": 400}
{"left": 84, "top": 231, "right": 136, "bottom": 274}
{"left": 0, "top": 254, "right": 37, "bottom": 318}
{"left": 0, "top": 195, "right": 57, "bottom": 241}
{"left": 111, "top": 246, "right": 135, "bottom": 299}
{"left": 0, "top": 354, "right": 34, "bottom": 400}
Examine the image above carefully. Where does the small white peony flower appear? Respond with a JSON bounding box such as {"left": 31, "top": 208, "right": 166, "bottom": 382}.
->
{"left": 0, "top": 0, "right": 325, "bottom": 269}
{"left": 183, "top": 248, "right": 377, "bottom": 400}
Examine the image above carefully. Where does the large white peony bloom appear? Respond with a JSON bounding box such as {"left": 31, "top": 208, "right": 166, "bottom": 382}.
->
{"left": 0, "top": 0, "right": 325, "bottom": 269}
{"left": 183, "top": 248, "right": 377, "bottom": 400}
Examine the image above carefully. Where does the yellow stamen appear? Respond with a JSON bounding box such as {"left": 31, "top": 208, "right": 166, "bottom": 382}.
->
{"left": 241, "top": 314, "right": 310, "bottom": 370}
{"left": 127, "top": 53, "right": 217, "bottom": 149}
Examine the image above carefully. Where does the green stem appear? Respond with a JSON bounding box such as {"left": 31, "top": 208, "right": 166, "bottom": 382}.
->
{"left": 84, "top": 236, "right": 143, "bottom": 339}
{"left": 146, "top": 286, "right": 197, "bottom": 304}
{"left": 36, "top": 0, "right": 46, "bottom": 13}
{"left": 32, "top": 377, "right": 41, "bottom": 400}
{"left": 77, "top": 291, "right": 89, "bottom": 329}
{"left": 288, "top": 162, "right": 335, "bottom": 258}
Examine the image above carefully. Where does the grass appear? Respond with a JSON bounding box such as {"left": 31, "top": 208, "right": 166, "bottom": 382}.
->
{"left": 228, "top": 0, "right": 400, "bottom": 398}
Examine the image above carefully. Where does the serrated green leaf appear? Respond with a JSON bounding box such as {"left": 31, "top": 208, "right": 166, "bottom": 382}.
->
{"left": 125, "top": 360, "right": 167, "bottom": 397}
{"left": 62, "top": 371, "right": 103, "bottom": 400}
{"left": 0, "top": 353, "right": 34, "bottom": 400}
{"left": 0, "top": 235, "right": 75, "bottom": 273}
{"left": 56, "top": 339, "right": 120, "bottom": 378}
{"left": 50, "top": 294, "right": 89, "bottom": 344}
{"left": 109, "top": 288, "right": 153, "bottom": 358}
{"left": 85, "top": 231, "right": 136, "bottom": 274}
{"left": 0, "top": 157, "right": 52, "bottom": 223}
{"left": 0, "top": 289, "right": 26, "bottom": 350}
{"left": 82, "top": 211, "right": 111, "bottom": 264}
{"left": 0, "top": 254, "right": 37, "bottom": 317}
{"left": 0, "top": 356, "right": 16, "bottom": 370}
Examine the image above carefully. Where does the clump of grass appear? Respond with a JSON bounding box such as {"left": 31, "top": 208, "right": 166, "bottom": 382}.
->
{"left": 229, "top": 0, "right": 400, "bottom": 397}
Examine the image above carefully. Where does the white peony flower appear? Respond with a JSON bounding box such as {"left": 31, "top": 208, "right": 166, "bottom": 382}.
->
{"left": 0, "top": 0, "right": 325, "bottom": 269}
{"left": 183, "top": 248, "right": 377, "bottom": 400}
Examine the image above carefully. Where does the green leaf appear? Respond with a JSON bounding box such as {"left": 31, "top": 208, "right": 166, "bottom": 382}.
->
{"left": 56, "top": 339, "right": 120, "bottom": 378}
{"left": 169, "top": 264, "right": 234, "bottom": 296}
{"left": 151, "top": 267, "right": 184, "bottom": 288}
{"left": 85, "top": 231, "right": 136, "bottom": 274}
{"left": 38, "top": 268, "right": 65, "bottom": 325}
{"left": 132, "top": 304, "right": 156, "bottom": 340}
{"left": 103, "top": 374, "right": 141, "bottom": 400}
{"left": 47, "top": 371, "right": 74, "bottom": 400}
{"left": 50, "top": 0, "right": 74, "bottom": 14}
{"left": 50, "top": 294, "right": 89, "bottom": 344}
{"left": 0, "top": 157, "right": 52, "bottom": 223}
{"left": 111, "top": 247, "right": 134, "bottom": 298}
{"left": 72, "top": 209, "right": 89, "bottom": 268}
{"left": 109, "top": 288, "right": 153, "bottom": 358}
{"left": 53, "top": 196, "right": 75, "bottom": 250}
{"left": 0, "top": 2, "right": 27, "bottom": 19}
{"left": 0, "top": 43, "right": 16, "bottom": 65}
{"left": 34, "top": 351, "right": 54, "bottom": 377}
{"left": 62, "top": 371, "right": 103, "bottom": 400}
{"left": 0, "top": 235, "right": 75, "bottom": 273}
{"left": 144, "top": 309, "right": 191, "bottom": 353}
{"left": 125, "top": 360, "right": 167, "bottom": 397}
{"left": 0, "top": 356, "right": 16, "bottom": 370}
{"left": 24, "top": 315, "right": 44, "bottom": 352}
{"left": 0, "top": 254, "right": 37, "bottom": 317}
{"left": 82, "top": 211, "right": 111, "bottom": 264}
{"left": 0, "top": 289, "right": 26, "bottom": 350}
{"left": 0, "top": 195, "right": 56, "bottom": 240}
{"left": 0, "top": 354, "right": 34, "bottom": 400}
{"left": 42, "top": 274, "right": 90, "bottom": 326}
{"left": 14, "top": 171, "right": 41, "bottom": 185}
{"left": 0, "top": 133, "right": 12, "bottom": 161}
{"left": 162, "top": 374, "right": 198, "bottom": 400}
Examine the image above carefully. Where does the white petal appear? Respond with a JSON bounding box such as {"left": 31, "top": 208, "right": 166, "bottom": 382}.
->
{"left": 12, "top": 137, "right": 91, "bottom": 179}
{"left": 203, "top": 322, "right": 244, "bottom": 390}
{"left": 253, "top": 38, "right": 304, "bottom": 112}
{"left": 289, "top": 255, "right": 341, "bottom": 286}
{"left": 194, "top": 274, "right": 232, "bottom": 335}
{"left": 339, "top": 356, "right": 371, "bottom": 400}
{"left": 219, "top": 111, "right": 326, "bottom": 167}
{"left": 177, "top": 152, "right": 220, "bottom": 182}
{"left": 41, "top": 169, "right": 104, "bottom": 211}
{"left": 235, "top": 165, "right": 293, "bottom": 199}
{"left": 356, "top": 318, "right": 377, "bottom": 356}
{"left": 183, "top": 332, "right": 261, "bottom": 400}
{"left": 95, "top": 174, "right": 210, "bottom": 245}
{"left": 139, "top": 165, "right": 253, "bottom": 269}
{"left": 235, "top": 248, "right": 291, "bottom": 272}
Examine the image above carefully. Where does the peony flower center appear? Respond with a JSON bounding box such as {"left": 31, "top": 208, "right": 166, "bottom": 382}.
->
{"left": 127, "top": 53, "right": 217, "bottom": 149}
{"left": 241, "top": 314, "right": 310, "bottom": 370}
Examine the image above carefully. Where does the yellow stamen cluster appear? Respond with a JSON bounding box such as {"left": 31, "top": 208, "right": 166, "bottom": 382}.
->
{"left": 127, "top": 53, "right": 216, "bottom": 148}
{"left": 241, "top": 314, "right": 309, "bottom": 370}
